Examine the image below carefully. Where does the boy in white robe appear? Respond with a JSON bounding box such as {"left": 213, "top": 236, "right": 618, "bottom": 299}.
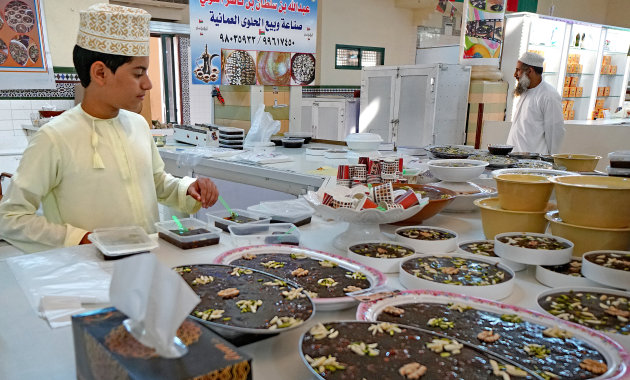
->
{"left": 0, "top": 4, "right": 219, "bottom": 253}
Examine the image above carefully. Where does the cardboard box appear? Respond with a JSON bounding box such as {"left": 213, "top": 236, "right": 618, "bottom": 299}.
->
{"left": 567, "top": 100, "right": 575, "bottom": 110}
{"left": 562, "top": 87, "right": 570, "bottom": 97}
{"left": 569, "top": 110, "right": 575, "bottom": 120}
{"left": 604, "top": 86, "right": 610, "bottom": 96}
{"left": 612, "top": 65, "right": 618, "bottom": 74}
{"left": 576, "top": 87, "right": 583, "bottom": 97}
{"left": 570, "top": 77, "right": 579, "bottom": 87}
{"left": 72, "top": 308, "right": 253, "bottom": 380}
{"left": 597, "top": 87, "right": 604, "bottom": 97}
{"left": 561, "top": 101, "right": 567, "bottom": 111}
{"left": 603, "top": 55, "right": 612, "bottom": 65}
{"left": 569, "top": 87, "right": 577, "bottom": 97}
{"left": 564, "top": 76, "right": 571, "bottom": 87}
{"left": 577, "top": 64, "right": 583, "bottom": 73}
{"left": 596, "top": 99, "right": 605, "bottom": 109}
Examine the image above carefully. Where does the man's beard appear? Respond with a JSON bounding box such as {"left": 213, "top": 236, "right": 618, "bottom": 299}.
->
{"left": 514, "top": 74, "right": 531, "bottom": 96}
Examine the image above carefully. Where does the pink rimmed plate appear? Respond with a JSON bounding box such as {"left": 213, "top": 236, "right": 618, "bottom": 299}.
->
{"left": 357, "top": 289, "right": 630, "bottom": 380}
{"left": 214, "top": 244, "right": 386, "bottom": 311}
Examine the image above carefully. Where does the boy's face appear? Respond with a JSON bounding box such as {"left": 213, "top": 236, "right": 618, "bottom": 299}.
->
{"left": 104, "top": 56, "right": 152, "bottom": 113}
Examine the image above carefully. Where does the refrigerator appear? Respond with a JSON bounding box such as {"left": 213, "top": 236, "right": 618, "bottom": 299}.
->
{"left": 502, "top": 13, "right": 630, "bottom": 121}
{"left": 359, "top": 63, "right": 471, "bottom": 147}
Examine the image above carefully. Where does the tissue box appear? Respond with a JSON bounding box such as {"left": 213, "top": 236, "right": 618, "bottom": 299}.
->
{"left": 72, "top": 308, "right": 252, "bottom": 380}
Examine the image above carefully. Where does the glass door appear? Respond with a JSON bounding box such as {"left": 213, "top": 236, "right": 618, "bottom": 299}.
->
{"left": 563, "top": 23, "right": 604, "bottom": 120}
{"left": 593, "top": 28, "right": 630, "bottom": 118}
{"left": 526, "top": 17, "right": 568, "bottom": 91}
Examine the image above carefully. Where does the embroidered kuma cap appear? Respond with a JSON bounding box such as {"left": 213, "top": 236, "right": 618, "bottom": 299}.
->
{"left": 518, "top": 52, "right": 544, "bottom": 68}
{"left": 76, "top": 3, "right": 151, "bottom": 56}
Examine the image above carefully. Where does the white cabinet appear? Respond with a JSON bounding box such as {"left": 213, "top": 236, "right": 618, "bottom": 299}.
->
{"left": 300, "top": 98, "right": 359, "bottom": 140}
{"left": 359, "top": 64, "right": 471, "bottom": 147}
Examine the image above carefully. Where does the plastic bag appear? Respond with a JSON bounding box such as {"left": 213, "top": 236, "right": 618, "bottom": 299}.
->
{"left": 244, "top": 104, "right": 280, "bottom": 147}
{"left": 6, "top": 245, "right": 113, "bottom": 315}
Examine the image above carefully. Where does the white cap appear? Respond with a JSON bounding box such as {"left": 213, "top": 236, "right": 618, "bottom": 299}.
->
{"left": 518, "top": 52, "right": 544, "bottom": 68}
{"left": 77, "top": 3, "right": 150, "bottom": 56}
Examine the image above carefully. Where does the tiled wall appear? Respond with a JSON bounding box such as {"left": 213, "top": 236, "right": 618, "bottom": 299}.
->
{"left": 0, "top": 99, "right": 76, "bottom": 139}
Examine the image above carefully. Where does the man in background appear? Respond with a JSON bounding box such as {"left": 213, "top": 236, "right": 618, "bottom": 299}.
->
{"left": 507, "top": 52, "right": 565, "bottom": 155}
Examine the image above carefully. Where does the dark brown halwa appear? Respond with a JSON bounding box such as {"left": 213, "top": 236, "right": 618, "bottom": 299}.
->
{"left": 397, "top": 228, "right": 455, "bottom": 241}
{"left": 401, "top": 256, "right": 511, "bottom": 286}
{"left": 231, "top": 253, "right": 371, "bottom": 298}
{"left": 377, "top": 302, "right": 607, "bottom": 378}
{"left": 498, "top": 235, "right": 571, "bottom": 250}
{"left": 458, "top": 241, "right": 497, "bottom": 257}
{"left": 349, "top": 242, "right": 414, "bottom": 259}
{"left": 539, "top": 290, "right": 629, "bottom": 335}
{"left": 214, "top": 214, "right": 259, "bottom": 232}
{"left": 541, "top": 259, "right": 584, "bottom": 277}
{"left": 158, "top": 228, "right": 219, "bottom": 250}
{"left": 175, "top": 264, "right": 313, "bottom": 330}
{"left": 431, "top": 162, "right": 477, "bottom": 167}
{"left": 301, "top": 321, "right": 513, "bottom": 379}
{"left": 584, "top": 252, "right": 630, "bottom": 272}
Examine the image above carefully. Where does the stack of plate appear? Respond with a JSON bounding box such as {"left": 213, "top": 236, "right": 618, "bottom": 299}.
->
{"left": 218, "top": 127, "right": 245, "bottom": 149}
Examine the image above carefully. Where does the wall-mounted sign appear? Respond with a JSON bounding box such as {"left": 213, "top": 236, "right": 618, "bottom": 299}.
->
{"left": 459, "top": 0, "right": 505, "bottom": 66}
{"left": 0, "top": 0, "right": 55, "bottom": 89}
{"left": 189, "top": 0, "right": 318, "bottom": 86}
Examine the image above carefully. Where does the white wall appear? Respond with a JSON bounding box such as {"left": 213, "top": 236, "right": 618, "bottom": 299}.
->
{"left": 42, "top": 0, "right": 103, "bottom": 67}
{"left": 316, "top": 0, "right": 417, "bottom": 85}
{"left": 0, "top": 99, "right": 75, "bottom": 142}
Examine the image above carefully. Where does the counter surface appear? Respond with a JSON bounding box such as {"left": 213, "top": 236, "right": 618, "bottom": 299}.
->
{"left": 1, "top": 212, "right": 628, "bottom": 380}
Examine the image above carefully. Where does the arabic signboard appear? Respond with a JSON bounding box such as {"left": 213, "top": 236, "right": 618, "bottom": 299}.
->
{"left": 459, "top": 0, "right": 506, "bottom": 66}
{"left": 190, "top": 0, "right": 318, "bottom": 86}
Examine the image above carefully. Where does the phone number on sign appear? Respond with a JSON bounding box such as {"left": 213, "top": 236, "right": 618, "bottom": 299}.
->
{"left": 219, "top": 34, "right": 296, "bottom": 47}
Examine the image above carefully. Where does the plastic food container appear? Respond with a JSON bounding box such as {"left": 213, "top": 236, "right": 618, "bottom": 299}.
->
{"left": 608, "top": 151, "right": 630, "bottom": 169}
{"left": 281, "top": 137, "right": 304, "bottom": 148}
{"left": 228, "top": 223, "right": 300, "bottom": 246}
{"left": 155, "top": 218, "right": 221, "bottom": 250}
{"left": 285, "top": 131, "right": 312, "bottom": 144}
{"left": 206, "top": 209, "right": 270, "bottom": 232}
{"left": 88, "top": 226, "right": 158, "bottom": 259}
{"left": 247, "top": 200, "right": 314, "bottom": 227}
{"left": 345, "top": 133, "right": 383, "bottom": 151}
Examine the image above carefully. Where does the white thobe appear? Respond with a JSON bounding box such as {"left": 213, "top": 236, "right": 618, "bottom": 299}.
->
{"left": 507, "top": 81, "right": 565, "bottom": 155}
{"left": 0, "top": 105, "right": 200, "bottom": 253}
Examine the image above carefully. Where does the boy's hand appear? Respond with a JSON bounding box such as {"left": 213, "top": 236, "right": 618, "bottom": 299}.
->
{"left": 187, "top": 178, "right": 219, "bottom": 208}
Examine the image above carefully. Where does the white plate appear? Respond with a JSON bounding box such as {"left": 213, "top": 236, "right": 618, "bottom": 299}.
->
{"left": 535, "top": 258, "right": 602, "bottom": 288}
{"left": 213, "top": 244, "right": 386, "bottom": 311}
{"left": 346, "top": 240, "right": 417, "bottom": 274}
{"left": 398, "top": 253, "right": 515, "bottom": 300}
{"left": 428, "top": 159, "right": 488, "bottom": 182}
{"left": 537, "top": 286, "right": 630, "bottom": 339}
{"left": 494, "top": 232, "right": 573, "bottom": 266}
{"left": 357, "top": 289, "right": 630, "bottom": 380}
{"left": 582, "top": 251, "right": 630, "bottom": 290}
{"left": 457, "top": 239, "right": 527, "bottom": 272}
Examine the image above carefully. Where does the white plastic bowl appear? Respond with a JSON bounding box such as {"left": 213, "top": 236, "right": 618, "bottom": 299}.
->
{"left": 457, "top": 239, "right": 527, "bottom": 272}
{"left": 398, "top": 253, "right": 515, "bottom": 300}
{"left": 394, "top": 226, "right": 458, "bottom": 253}
{"left": 347, "top": 240, "right": 417, "bottom": 274}
{"left": 581, "top": 250, "right": 630, "bottom": 290}
{"left": 494, "top": 232, "right": 574, "bottom": 266}
{"left": 428, "top": 159, "right": 489, "bottom": 182}
{"left": 345, "top": 132, "right": 383, "bottom": 152}
{"left": 535, "top": 258, "right": 601, "bottom": 288}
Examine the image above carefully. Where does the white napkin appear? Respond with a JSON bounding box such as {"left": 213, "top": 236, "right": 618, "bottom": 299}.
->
{"left": 109, "top": 254, "right": 200, "bottom": 358}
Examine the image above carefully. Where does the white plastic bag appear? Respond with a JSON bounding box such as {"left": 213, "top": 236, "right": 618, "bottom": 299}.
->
{"left": 244, "top": 104, "right": 280, "bottom": 147}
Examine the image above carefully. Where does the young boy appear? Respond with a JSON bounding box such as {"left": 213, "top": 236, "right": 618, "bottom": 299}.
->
{"left": 0, "top": 4, "right": 218, "bottom": 253}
